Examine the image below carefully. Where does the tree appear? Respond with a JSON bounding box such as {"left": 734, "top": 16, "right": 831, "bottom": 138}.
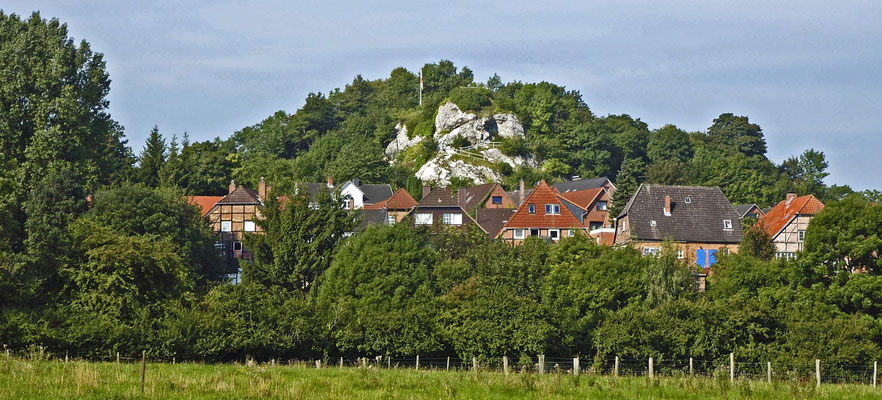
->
{"left": 137, "top": 126, "right": 167, "bottom": 187}
{"left": 802, "top": 195, "right": 882, "bottom": 275}
{"left": 244, "top": 189, "right": 356, "bottom": 291}
{"left": 609, "top": 157, "right": 644, "bottom": 218}
{"left": 779, "top": 149, "right": 829, "bottom": 197}
{"left": 740, "top": 225, "right": 776, "bottom": 261}
{"left": 644, "top": 241, "right": 694, "bottom": 308}
{"left": 706, "top": 113, "right": 767, "bottom": 157}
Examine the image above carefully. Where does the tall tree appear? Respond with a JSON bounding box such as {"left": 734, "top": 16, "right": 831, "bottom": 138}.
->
{"left": 609, "top": 157, "right": 645, "bottom": 218}
{"left": 137, "top": 126, "right": 166, "bottom": 187}
{"left": 706, "top": 113, "right": 767, "bottom": 157}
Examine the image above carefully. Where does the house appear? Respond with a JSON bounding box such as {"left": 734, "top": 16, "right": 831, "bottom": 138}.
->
{"left": 477, "top": 208, "right": 517, "bottom": 238}
{"left": 362, "top": 188, "right": 418, "bottom": 224}
{"left": 458, "top": 182, "right": 515, "bottom": 212}
{"left": 553, "top": 176, "right": 615, "bottom": 194}
{"left": 410, "top": 186, "right": 484, "bottom": 232}
{"left": 498, "top": 181, "right": 588, "bottom": 243}
{"left": 506, "top": 180, "right": 532, "bottom": 207}
{"left": 756, "top": 194, "right": 824, "bottom": 259}
{"left": 733, "top": 203, "right": 764, "bottom": 220}
{"left": 614, "top": 184, "right": 743, "bottom": 272}
{"left": 301, "top": 177, "right": 393, "bottom": 210}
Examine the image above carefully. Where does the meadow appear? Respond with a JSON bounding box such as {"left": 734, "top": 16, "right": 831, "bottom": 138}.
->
{"left": 1, "top": 357, "right": 880, "bottom": 399}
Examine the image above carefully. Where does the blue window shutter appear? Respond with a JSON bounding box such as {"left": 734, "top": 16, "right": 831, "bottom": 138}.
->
{"left": 708, "top": 249, "right": 717, "bottom": 266}
{"left": 696, "top": 249, "right": 706, "bottom": 268}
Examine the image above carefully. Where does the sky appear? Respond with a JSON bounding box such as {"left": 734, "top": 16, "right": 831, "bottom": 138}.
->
{"left": 4, "top": 1, "right": 882, "bottom": 190}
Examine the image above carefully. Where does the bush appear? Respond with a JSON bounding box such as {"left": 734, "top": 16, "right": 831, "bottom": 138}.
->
{"left": 448, "top": 87, "right": 492, "bottom": 111}
{"left": 450, "top": 134, "right": 471, "bottom": 149}
{"left": 499, "top": 136, "right": 529, "bottom": 157}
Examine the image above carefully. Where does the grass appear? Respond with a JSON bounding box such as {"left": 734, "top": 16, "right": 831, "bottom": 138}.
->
{"left": 1, "top": 357, "right": 880, "bottom": 399}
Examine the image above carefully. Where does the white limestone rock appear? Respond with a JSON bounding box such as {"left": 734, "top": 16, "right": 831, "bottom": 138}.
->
{"left": 384, "top": 122, "right": 423, "bottom": 159}
{"left": 493, "top": 113, "right": 525, "bottom": 139}
{"left": 434, "top": 102, "right": 476, "bottom": 134}
{"left": 480, "top": 148, "right": 539, "bottom": 168}
{"left": 415, "top": 153, "right": 501, "bottom": 186}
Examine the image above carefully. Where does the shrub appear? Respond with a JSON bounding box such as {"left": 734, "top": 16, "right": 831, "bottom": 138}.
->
{"left": 499, "top": 136, "right": 529, "bottom": 157}
{"left": 448, "top": 87, "right": 492, "bottom": 111}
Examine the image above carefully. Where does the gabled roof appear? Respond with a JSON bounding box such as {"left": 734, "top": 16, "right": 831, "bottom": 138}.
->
{"left": 503, "top": 181, "right": 584, "bottom": 229}
{"left": 340, "top": 179, "right": 394, "bottom": 204}
{"left": 553, "top": 177, "right": 612, "bottom": 193}
{"left": 757, "top": 194, "right": 825, "bottom": 238}
{"left": 733, "top": 204, "right": 762, "bottom": 219}
{"left": 357, "top": 209, "right": 388, "bottom": 229}
{"left": 416, "top": 187, "right": 460, "bottom": 208}
{"left": 363, "top": 188, "right": 417, "bottom": 210}
{"left": 477, "top": 208, "right": 516, "bottom": 238}
{"left": 460, "top": 183, "right": 498, "bottom": 212}
{"left": 217, "top": 186, "right": 261, "bottom": 205}
{"left": 558, "top": 188, "right": 605, "bottom": 210}
{"left": 188, "top": 196, "right": 224, "bottom": 216}
{"left": 507, "top": 189, "right": 534, "bottom": 207}
{"left": 618, "top": 184, "right": 743, "bottom": 244}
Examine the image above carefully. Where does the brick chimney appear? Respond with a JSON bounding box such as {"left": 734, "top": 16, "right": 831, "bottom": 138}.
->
{"left": 327, "top": 176, "right": 334, "bottom": 188}
{"left": 519, "top": 179, "right": 525, "bottom": 203}
{"left": 664, "top": 195, "right": 672, "bottom": 216}
{"left": 258, "top": 177, "right": 267, "bottom": 199}
{"left": 422, "top": 185, "right": 431, "bottom": 200}
{"left": 229, "top": 180, "right": 236, "bottom": 194}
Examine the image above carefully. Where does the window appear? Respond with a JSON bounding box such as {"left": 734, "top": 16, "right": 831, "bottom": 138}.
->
{"left": 677, "top": 249, "right": 685, "bottom": 259}
{"left": 244, "top": 220, "right": 256, "bottom": 232}
{"left": 549, "top": 229, "right": 560, "bottom": 241}
{"left": 513, "top": 229, "right": 525, "bottom": 239}
{"left": 386, "top": 215, "right": 396, "bottom": 225}
{"left": 568, "top": 229, "right": 575, "bottom": 237}
{"left": 622, "top": 220, "right": 628, "bottom": 231}
{"left": 650, "top": 220, "right": 657, "bottom": 228}
{"left": 233, "top": 241, "right": 243, "bottom": 251}
{"left": 723, "top": 219, "right": 733, "bottom": 230}
{"left": 545, "top": 204, "right": 560, "bottom": 215}
{"left": 442, "top": 213, "right": 463, "bottom": 225}
{"left": 777, "top": 252, "right": 796, "bottom": 259}
{"left": 797, "top": 230, "right": 805, "bottom": 242}
{"left": 589, "top": 222, "right": 603, "bottom": 231}
{"left": 530, "top": 228, "right": 540, "bottom": 237}
{"left": 597, "top": 201, "right": 608, "bottom": 211}
{"left": 341, "top": 195, "right": 352, "bottom": 210}
{"left": 528, "top": 203, "right": 535, "bottom": 214}
{"left": 491, "top": 196, "right": 503, "bottom": 204}
{"left": 221, "top": 221, "right": 232, "bottom": 232}
{"left": 684, "top": 197, "right": 692, "bottom": 204}
{"left": 643, "top": 247, "right": 660, "bottom": 256}
{"left": 415, "top": 213, "right": 433, "bottom": 225}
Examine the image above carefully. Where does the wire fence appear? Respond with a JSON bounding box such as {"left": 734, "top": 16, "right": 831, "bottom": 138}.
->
{"left": 3, "top": 347, "right": 880, "bottom": 388}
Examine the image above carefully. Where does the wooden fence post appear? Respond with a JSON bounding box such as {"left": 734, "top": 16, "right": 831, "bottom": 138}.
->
{"left": 689, "top": 357, "right": 693, "bottom": 375}
{"left": 614, "top": 356, "right": 619, "bottom": 377}
{"left": 538, "top": 355, "right": 545, "bottom": 374}
{"left": 387, "top": 356, "right": 391, "bottom": 369}
{"left": 767, "top": 362, "right": 771, "bottom": 383}
{"left": 503, "top": 356, "right": 509, "bottom": 375}
{"left": 648, "top": 357, "right": 654, "bottom": 379}
{"left": 415, "top": 355, "right": 419, "bottom": 371}
{"left": 116, "top": 352, "right": 119, "bottom": 364}
{"left": 472, "top": 357, "right": 478, "bottom": 372}
{"left": 730, "top": 352, "right": 735, "bottom": 383}
{"left": 874, "top": 361, "right": 877, "bottom": 388}
{"left": 446, "top": 356, "right": 450, "bottom": 372}
{"left": 815, "top": 359, "right": 821, "bottom": 387}
{"left": 339, "top": 357, "right": 343, "bottom": 369}
{"left": 573, "top": 357, "right": 579, "bottom": 376}
{"left": 316, "top": 360, "right": 322, "bottom": 369}
{"left": 65, "top": 351, "right": 68, "bottom": 363}
{"left": 173, "top": 357, "right": 176, "bottom": 365}
{"left": 140, "top": 351, "right": 146, "bottom": 394}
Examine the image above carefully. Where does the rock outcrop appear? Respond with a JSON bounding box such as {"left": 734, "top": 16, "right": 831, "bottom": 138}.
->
{"left": 384, "top": 122, "right": 423, "bottom": 159}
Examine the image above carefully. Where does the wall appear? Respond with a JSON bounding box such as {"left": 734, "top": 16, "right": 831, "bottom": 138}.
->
{"left": 499, "top": 227, "right": 586, "bottom": 245}
{"left": 482, "top": 185, "right": 516, "bottom": 209}
{"left": 773, "top": 214, "right": 813, "bottom": 255}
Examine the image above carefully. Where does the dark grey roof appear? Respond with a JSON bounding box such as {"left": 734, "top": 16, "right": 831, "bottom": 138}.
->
{"left": 561, "top": 197, "right": 585, "bottom": 224}
{"left": 351, "top": 181, "right": 394, "bottom": 204}
{"left": 553, "top": 177, "right": 610, "bottom": 193}
{"left": 733, "top": 204, "right": 758, "bottom": 219}
{"left": 416, "top": 187, "right": 460, "bottom": 208}
{"left": 619, "top": 184, "right": 742, "bottom": 244}
{"left": 300, "top": 183, "right": 332, "bottom": 201}
{"left": 476, "top": 208, "right": 516, "bottom": 238}
{"left": 506, "top": 189, "right": 534, "bottom": 206}
{"left": 357, "top": 209, "right": 388, "bottom": 229}
{"left": 217, "top": 186, "right": 261, "bottom": 205}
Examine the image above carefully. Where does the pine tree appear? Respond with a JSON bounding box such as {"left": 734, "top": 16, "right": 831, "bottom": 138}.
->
{"left": 160, "top": 134, "right": 181, "bottom": 188}
{"left": 610, "top": 157, "right": 645, "bottom": 218}
{"left": 138, "top": 126, "right": 167, "bottom": 187}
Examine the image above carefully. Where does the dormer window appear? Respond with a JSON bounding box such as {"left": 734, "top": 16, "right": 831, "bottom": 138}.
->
{"left": 723, "top": 219, "right": 733, "bottom": 230}
{"left": 684, "top": 197, "right": 692, "bottom": 204}
{"left": 650, "top": 220, "right": 657, "bottom": 228}
{"left": 545, "top": 204, "right": 561, "bottom": 215}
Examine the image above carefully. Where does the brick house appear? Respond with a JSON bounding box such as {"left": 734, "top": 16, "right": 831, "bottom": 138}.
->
{"left": 615, "top": 184, "right": 743, "bottom": 272}
{"left": 410, "top": 186, "right": 484, "bottom": 233}
{"left": 498, "top": 181, "right": 588, "bottom": 243}
{"left": 362, "top": 188, "right": 418, "bottom": 225}
{"left": 733, "top": 203, "right": 764, "bottom": 220}
{"left": 756, "top": 194, "right": 824, "bottom": 259}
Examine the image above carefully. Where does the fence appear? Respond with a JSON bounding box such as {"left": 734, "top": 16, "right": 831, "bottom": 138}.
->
{"left": 3, "top": 347, "right": 880, "bottom": 388}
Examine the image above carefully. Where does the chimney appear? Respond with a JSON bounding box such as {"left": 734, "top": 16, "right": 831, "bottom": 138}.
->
{"left": 352, "top": 178, "right": 360, "bottom": 187}
{"left": 327, "top": 176, "right": 334, "bottom": 188}
{"left": 664, "top": 195, "right": 672, "bottom": 216}
{"left": 422, "top": 185, "right": 431, "bottom": 199}
{"left": 519, "top": 179, "right": 525, "bottom": 203}
{"left": 258, "top": 177, "right": 266, "bottom": 199}
{"left": 229, "top": 180, "right": 236, "bottom": 194}
{"left": 457, "top": 188, "right": 466, "bottom": 208}
{"left": 786, "top": 193, "right": 797, "bottom": 201}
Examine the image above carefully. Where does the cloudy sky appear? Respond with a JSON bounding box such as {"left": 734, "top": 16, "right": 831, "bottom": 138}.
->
{"left": 5, "top": 1, "right": 881, "bottom": 190}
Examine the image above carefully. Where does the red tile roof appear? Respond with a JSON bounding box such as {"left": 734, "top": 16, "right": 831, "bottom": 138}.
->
{"left": 559, "top": 188, "right": 604, "bottom": 210}
{"left": 188, "top": 196, "right": 223, "bottom": 216}
{"left": 503, "top": 181, "right": 584, "bottom": 229}
{"left": 363, "top": 188, "right": 417, "bottom": 210}
{"left": 757, "top": 194, "right": 825, "bottom": 238}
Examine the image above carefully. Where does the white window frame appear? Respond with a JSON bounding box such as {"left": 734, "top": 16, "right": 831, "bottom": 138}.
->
{"left": 528, "top": 204, "right": 536, "bottom": 214}
{"left": 530, "top": 228, "right": 540, "bottom": 237}
{"left": 549, "top": 229, "right": 560, "bottom": 241}
{"left": 797, "top": 230, "right": 806, "bottom": 242}
{"left": 545, "top": 204, "right": 561, "bottom": 215}
{"left": 643, "top": 247, "right": 660, "bottom": 256}
{"left": 244, "top": 220, "right": 256, "bottom": 232}
{"left": 221, "top": 221, "right": 232, "bottom": 232}
{"left": 677, "top": 249, "right": 685, "bottom": 259}
{"left": 386, "top": 215, "right": 396, "bottom": 225}
{"left": 723, "top": 219, "right": 733, "bottom": 230}
{"left": 597, "top": 201, "right": 608, "bottom": 211}
{"left": 513, "top": 229, "right": 525, "bottom": 239}
{"left": 568, "top": 229, "right": 575, "bottom": 237}
{"left": 415, "top": 213, "right": 433, "bottom": 225}
{"left": 442, "top": 213, "right": 462, "bottom": 226}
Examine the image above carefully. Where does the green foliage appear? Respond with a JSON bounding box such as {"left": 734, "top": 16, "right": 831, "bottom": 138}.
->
{"left": 137, "top": 126, "right": 167, "bottom": 188}
{"left": 499, "top": 136, "right": 529, "bottom": 157}
{"left": 449, "top": 134, "right": 471, "bottom": 149}
{"left": 739, "top": 225, "right": 776, "bottom": 261}
{"left": 706, "top": 113, "right": 767, "bottom": 157}
{"left": 802, "top": 195, "right": 882, "bottom": 275}
{"left": 447, "top": 87, "right": 492, "bottom": 111}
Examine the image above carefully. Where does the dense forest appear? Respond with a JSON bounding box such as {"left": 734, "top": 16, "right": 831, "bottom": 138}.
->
{"left": 2, "top": 12, "right": 882, "bottom": 368}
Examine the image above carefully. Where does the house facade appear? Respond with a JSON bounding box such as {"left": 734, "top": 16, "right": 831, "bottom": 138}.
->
{"left": 756, "top": 194, "right": 824, "bottom": 259}
{"left": 615, "top": 184, "right": 743, "bottom": 271}
{"left": 733, "top": 203, "right": 764, "bottom": 220}
{"left": 362, "top": 188, "right": 418, "bottom": 224}
{"left": 410, "top": 186, "right": 483, "bottom": 232}
{"left": 498, "top": 181, "right": 588, "bottom": 244}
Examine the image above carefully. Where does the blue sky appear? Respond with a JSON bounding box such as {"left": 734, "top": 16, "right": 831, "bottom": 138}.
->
{"left": 5, "top": 1, "right": 881, "bottom": 190}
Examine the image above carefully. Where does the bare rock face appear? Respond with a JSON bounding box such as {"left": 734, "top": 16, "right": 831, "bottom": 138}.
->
{"left": 493, "top": 113, "right": 525, "bottom": 139}
{"left": 384, "top": 122, "right": 423, "bottom": 159}
{"left": 480, "top": 148, "right": 538, "bottom": 168}
{"left": 435, "top": 102, "right": 477, "bottom": 134}
{"left": 415, "top": 153, "right": 502, "bottom": 186}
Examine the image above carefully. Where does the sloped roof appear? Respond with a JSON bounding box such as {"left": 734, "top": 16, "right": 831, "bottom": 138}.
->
{"left": 507, "top": 189, "right": 534, "bottom": 206}
{"left": 477, "top": 208, "right": 516, "bottom": 238}
{"left": 559, "top": 188, "right": 604, "bottom": 210}
{"left": 363, "top": 188, "right": 417, "bottom": 210}
{"left": 757, "top": 195, "right": 825, "bottom": 238}
{"left": 733, "top": 204, "right": 762, "bottom": 219}
{"left": 416, "top": 187, "right": 460, "bottom": 208}
{"left": 188, "top": 196, "right": 224, "bottom": 216}
{"left": 357, "top": 209, "right": 388, "bottom": 229}
{"left": 619, "top": 184, "right": 743, "bottom": 243}
{"left": 460, "top": 183, "right": 497, "bottom": 212}
{"left": 503, "top": 181, "right": 584, "bottom": 229}
{"left": 352, "top": 181, "right": 394, "bottom": 204}
{"left": 553, "top": 177, "right": 610, "bottom": 193}
{"left": 217, "top": 186, "right": 261, "bottom": 205}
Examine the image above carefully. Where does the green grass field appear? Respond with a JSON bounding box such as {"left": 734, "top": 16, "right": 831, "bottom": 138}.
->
{"left": 1, "top": 357, "right": 880, "bottom": 399}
